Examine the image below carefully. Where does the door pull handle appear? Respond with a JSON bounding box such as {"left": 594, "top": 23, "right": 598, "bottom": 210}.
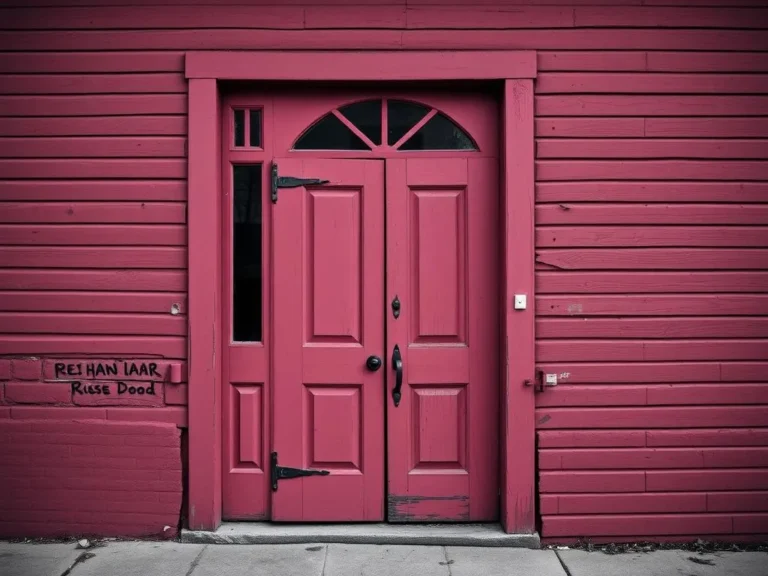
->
{"left": 392, "top": 344, "right": 403, "bottom": 407}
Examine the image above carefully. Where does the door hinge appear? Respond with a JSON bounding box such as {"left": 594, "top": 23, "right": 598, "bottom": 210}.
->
{"left": 270, "top": 451, "right": 329, "bottom": 491}
{"left": 271, "top": 162, "right": 329, "bottom": 203}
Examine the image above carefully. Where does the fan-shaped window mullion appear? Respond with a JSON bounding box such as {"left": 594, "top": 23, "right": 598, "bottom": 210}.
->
{"left": 292, "top": 99, "right": 477, "bottom": 152}
{"left": 293, "top": 112, "right": 370, "bottom": 151}
{"left": 398, "top": 111, "right": 478, "bottom": 151}
{"left": 332, "top": 110, "right": 377, "bottom": 150}
{"left": 338, "top": 100, "right": 382, "bottom": 146}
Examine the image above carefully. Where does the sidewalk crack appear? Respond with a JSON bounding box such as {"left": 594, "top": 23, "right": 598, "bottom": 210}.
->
{"left": 185, "top": 544, "right": 207, "bottom": 576}
{"left": 554, "top": 549, "right": 573, "bottom": 576}
{"left": 321, "top": 544, "right": 329, "bottom": 576}
{"left": 442, "top": 546, "right": 454, "bottom": 576}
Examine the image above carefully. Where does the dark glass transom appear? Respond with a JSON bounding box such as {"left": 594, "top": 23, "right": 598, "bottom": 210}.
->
{"left": 293, "top": 99, "right": 477, "bottom": 151}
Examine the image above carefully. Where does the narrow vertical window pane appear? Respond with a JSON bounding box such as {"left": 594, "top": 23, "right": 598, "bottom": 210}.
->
{"left": 233, "top": 164, "right": 262, "bottom": 342}
{"left": 249, "top": 109, "right": 262, "bottom": 147}
{"left": 234, "top": 109, "right": 245, "bottom": 147}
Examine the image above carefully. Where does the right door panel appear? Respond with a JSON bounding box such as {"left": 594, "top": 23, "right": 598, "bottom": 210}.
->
{"left": 386, "top": 158, "right": 499, "bottom": 522}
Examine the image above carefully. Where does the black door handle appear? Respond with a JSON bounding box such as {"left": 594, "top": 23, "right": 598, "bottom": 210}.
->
{"left": 366, "top": 355, "right": 382, "bottom": 372}
{"left": 392, "top": 345, "right": 403, "bottom": 407}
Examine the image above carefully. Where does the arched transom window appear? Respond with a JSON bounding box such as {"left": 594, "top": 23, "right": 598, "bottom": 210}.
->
{"left": 293, "top": 99, "right": 478, "bottom": 152}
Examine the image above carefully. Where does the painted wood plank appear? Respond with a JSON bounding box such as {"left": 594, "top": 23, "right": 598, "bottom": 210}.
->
{"left": 406, "top": 6, "right": 575, "bottom": 28}
{"left": 536, "top": 95, "right": 768, "bottom": 116}
{"left": 537, "top": 318, "right": 768, "bottom": 339}
{"left": 537, "top": 226, "right": 768, "bottom": 248}
{"left": 1, "top": 6, "right": 304, "bottom": 29}
{"left": 708, "top": 492, "right": 768, "bottom": 512}
{"left": 0, "top": 95, "right": 186, "bottom": 116}
{"left": 575, "top": 7, "right": 768, "bottom": 28}
{"left": 0, "top": 247, "right": 186, "bottom": 269}
{"left": 410, "top": 0, "right": 641, "bottom": 4}
{"left": 187, "top": 50, "right": 535, "bottom": 80}
{"left": 0, "top": 52, "right": 184, "bottom": 73}
{"left": 536, "top": 248, "right": 768, "bottom": 270}
{"left": 305, "top": 6, "right": 406, "bottom": 28}
{"left": 536, "top": 182, "right": 768, "bottom": 203}
{"left": 0, "top": 335, "right": 186, "bottom": 358}
{"left": 540, "top": 471, "right": 645, "bottom": 493}
{"left": 536, "top": 407, "right": 768, "bottom": 429}
{"left": 401, "top": 29, "right": 768, "bottom": 51}
{"left": 537, "top": 139, "right": 768, "bottom": 159}
{"left": 0, "top": 0, "right": 404, "bottom": 4}
{"left": 534, "top": 363, "right": 720, "bottom": 384}
{"left": 537, "top": 73, "right": 768, "bottom": 94}
{"left": 537, "top": 161, "right": 768, "bottom": 181}
{"left": 536, "top": 205, "right": 768, "bottom": 225}
{"left": 537, "top": 271, "right": 768, "bottom": 294}
{"left": 538, "top": 340, "right": 768, "bottom": 363}
{"left": 0, "top": 224, "right": 186, "bottom": 246}
{"left": 537, "top": 51, "right": 646, "bottom": 72}
{"left": 647, "top": 52, "right": 768, "bottom": 72}
{"left": 0, "top": 312, "right": 185, "bottom": 336}
{"left": 538, "top": 384, "right": 768, "bottom": 408}
{"left": 0, "top": 270, "right": 186, "bottom": 291}
{"left": 645, "top": 118, "right": 768, "bottom": 138}
{"left": 647, "top": 429, "right": 768, "bottom": 447}
{"left": 542, "top": 514, "right": 733, "bottom": 537}
{"left": 537, "top": 295, "right": 768, "bottom": 317}
{"left": 0, "top": 181, "right": 186, "bottom": 202}
{"left": 0, "top": 28, "right": 762, "bottom": 52}
{"left": 0, "top": 116, "right": 187, "bottom": 137}
{"left": 538, "top": 430, "right": 646, "bottom": 448}
{"left": 555, "top": 493, "right": 708, "bottom": 515}
{"left": 647, "top": 470, "right": 768, "bottom": 491}
{"left": 536, "top": 118, "right": 644, "bottom": 138}
{"left": 0, "top": 291, "right": 186, "bottom": 313}
{"left": 0, "top": 137, "right": 186, "bottom": 158}
{"left": 721, "top": 362, "right": 768, "bottom": 382}
{"left": 535, "top": 385, "right": 648, "bottom": 407}
{"left": 541, "top": 448, "right": 707, "bottom": 470}
{"left": 0, "top": 202, "right": 185, "bottom": 223}
{"left": 0, "top": 74, "right": 186, "bottom": 95}
{"left": 0, "top": 159, "right": 185, "bottom": 179}
{"left": 0, "top": 30, "right": 404, "bottom": 52}
{"left": 704, "top": 448, "right": 768, "bottom": 469}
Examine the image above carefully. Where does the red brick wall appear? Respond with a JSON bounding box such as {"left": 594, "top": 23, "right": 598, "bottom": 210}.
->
{"left": 0, "top": 418, "right": 182, "bottom": 538}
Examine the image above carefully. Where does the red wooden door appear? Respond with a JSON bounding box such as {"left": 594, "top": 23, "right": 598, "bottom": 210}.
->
{"left": 386, "top": 158, "right": 499, "bottom": 522}
{"left": 272, "top": 158, "right": 386, "bottom": 521}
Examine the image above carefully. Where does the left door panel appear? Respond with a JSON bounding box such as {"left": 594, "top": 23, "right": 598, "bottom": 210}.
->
{"left": 272, "top": 158, "right": 385, "bottom": 521}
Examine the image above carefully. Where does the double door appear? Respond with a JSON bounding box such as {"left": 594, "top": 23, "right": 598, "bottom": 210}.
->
{"left": 271, "top": 156, "right": 499, "bottom": 522}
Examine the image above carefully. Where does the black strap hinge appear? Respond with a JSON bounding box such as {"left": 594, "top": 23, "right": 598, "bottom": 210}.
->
{"left": 271, "top": 451, "right": 329, "bottom": 491}
{"left": 271, "top": 163, "right": 329, "bottom": 203}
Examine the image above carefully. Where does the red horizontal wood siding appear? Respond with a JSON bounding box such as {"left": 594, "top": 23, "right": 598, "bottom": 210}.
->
{"left": 0, "top": 1, "right": 765, "bottom": 542}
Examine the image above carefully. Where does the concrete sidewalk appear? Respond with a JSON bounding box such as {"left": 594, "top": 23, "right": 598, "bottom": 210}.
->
{"left": 2, "top": 540, "right": 767, "bottom": 576}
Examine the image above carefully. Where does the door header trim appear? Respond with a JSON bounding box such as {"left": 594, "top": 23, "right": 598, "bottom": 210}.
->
{"left": 185, "top": 50, "right": 536, "bottom": 80}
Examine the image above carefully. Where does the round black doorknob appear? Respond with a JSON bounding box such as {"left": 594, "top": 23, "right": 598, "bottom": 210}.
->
{"left": 366, "top": 355, "right": 382, "bottom": 371}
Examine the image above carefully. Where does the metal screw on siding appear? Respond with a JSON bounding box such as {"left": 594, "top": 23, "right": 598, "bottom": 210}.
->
{"left": 171, "top": 304, "right": 180, "bottom": 315}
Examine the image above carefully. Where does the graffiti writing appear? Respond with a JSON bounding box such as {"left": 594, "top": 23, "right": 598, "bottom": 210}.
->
{"left": 55, "top": 361, "right": 162, "bottom": 380}
{"left": 71, "top": 381, "right": 157, "bottom": 396}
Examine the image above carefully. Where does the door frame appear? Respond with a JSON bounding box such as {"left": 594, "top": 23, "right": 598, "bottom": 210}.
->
{"left": 185, "top": 50, "right": 537, "bottom": 534}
